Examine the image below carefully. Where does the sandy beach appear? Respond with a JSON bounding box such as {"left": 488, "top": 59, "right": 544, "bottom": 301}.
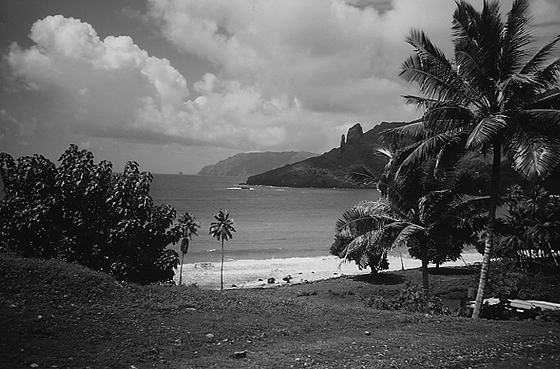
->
{"left": 174, "top": 251, "right": 483, "bottom": 289}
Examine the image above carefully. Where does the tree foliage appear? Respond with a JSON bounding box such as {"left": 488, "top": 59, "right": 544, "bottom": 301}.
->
{"left": 334, "top": 150, "right": 487, "bottom": 295}
{"left": 380, "top": 0, "right": 560, "bottom": 318}
{"left": 0, "top": 145, "right": 191, "bottom": 284}
{"left": 496, "top": 185, "right": 560, "bottom": 271}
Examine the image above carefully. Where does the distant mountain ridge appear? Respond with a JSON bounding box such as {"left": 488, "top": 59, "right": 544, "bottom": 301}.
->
{"left": 197, "top": 151, "right": 317, "bottom": 176}
{"left": 246, "top": 122, "right": 405, "bottom": 188}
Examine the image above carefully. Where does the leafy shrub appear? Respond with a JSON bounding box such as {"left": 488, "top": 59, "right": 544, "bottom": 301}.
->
{"left": 485, "top": 259, "right": 560, "bottom": 301}
{"left": 365, "top": 282, "right": 451, "bottom": 315}
{"left": 0, "top": 145, "right": 191, "bottom": 284}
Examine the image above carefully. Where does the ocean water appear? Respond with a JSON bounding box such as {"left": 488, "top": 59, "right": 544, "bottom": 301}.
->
{"left": 150, "top": 174, "right": 380, "bottom": 264}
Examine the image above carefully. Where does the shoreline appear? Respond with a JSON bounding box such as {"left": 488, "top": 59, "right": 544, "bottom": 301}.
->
{"left": 173, "top": 251, "right": 483, "bottom": 290}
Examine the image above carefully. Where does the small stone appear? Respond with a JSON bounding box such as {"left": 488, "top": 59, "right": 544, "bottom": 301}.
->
{"left": 365, "top": 331, "right": 371, "bottom": 335}
{"left": 206, "top": 333, "right": 215, "bottom": 340}
{"left": 30, "top": 364, "right": 39, "bottom": 368}
{"left": 267, "top": 277, "right": 275, "bottom": 284}
{"left": 232, "top": 350, "right": 247, "bottom": 359}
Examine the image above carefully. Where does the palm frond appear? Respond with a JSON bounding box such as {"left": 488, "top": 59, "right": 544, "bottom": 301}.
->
{"left": 529, "top": 89, "right": 560, "bottom": 109}
{"left": 400, "top": 29, "right": 471, "bottom": 103}
{"left": 452, "top": 1, "right": 481, "bottom": 51}
{"left": 466, "top": 115, "right": 510, "bottom": 149}
{"left": 516, "top": 109, "right": 560, "bottom": 134}
{"left": 508, "top": 131, "right": 560, "bottom": 179}
{"left": 539, "top": 58, "right": 560, "bottom": 87}
{"left": 500, "top": 0, "right": 533, "bottom": 76}
{"left": 398, "top": 132, "right": 457, "bottom": 170}
{"left": 422, "top": 103, "right": 474, "bottom": 132}
{"left": 335, "top": 201, "right": 397, "bottom": 233}
{"left": 348, "top": 165, "right": 378, "bottom": 184}
{"left": 378, "top": 119, "right": 425, "bottom": 147}
{"left": 434, "top": 133, "right": 469, "bottom": 178}
{"left": 454, "top": 49, "right": 493, "bottom": 107}
{"left": 476, "top": 0, "right": 505, "bottom": 80}
{"left": 392, "top": 224, "right": 426, "bottom": 250}
{"left": 521, "top": 34, "right": 560, "bottom": 75}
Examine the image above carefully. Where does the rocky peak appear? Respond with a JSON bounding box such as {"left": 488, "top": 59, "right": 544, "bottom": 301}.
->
{"left": 346, "top": 123, "right": 364, "bottom": 145}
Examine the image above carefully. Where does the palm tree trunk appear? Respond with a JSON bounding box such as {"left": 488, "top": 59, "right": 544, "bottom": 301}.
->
{"left": 220, "top": 239, "right": 224, "bottom": 291}
{"left": 472, "top": 140, "right": 501, "bottom": 319}
{"left": 420, "top": 244, "right": 430, "bottom": 298}
{"left": 179, "top": 252, "right": 185, "bottom": 285}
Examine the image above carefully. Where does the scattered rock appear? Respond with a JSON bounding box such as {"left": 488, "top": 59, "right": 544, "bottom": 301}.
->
{"left": 206, "top": 333, "right": 215, "bottom": 341}
{"left": 267, "top": 277, "right": 275, "bottom": 284}
{"left": 365, "top": 331, "right": 371, "bottom": 336}
{"left": 30, "top": 364, "right": 39, "bottom": 368}
{"left": 232, "top": 350, "right": 247, "bottom": 359}
{"left": 282, "top": 275, "right": 292, "bottom": 283}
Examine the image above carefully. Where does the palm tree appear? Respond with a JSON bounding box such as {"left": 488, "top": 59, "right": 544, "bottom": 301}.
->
{"left": 380, "top": 0, "right": 560, "bottom": 318}
{"left": 177, "top": 212, "right": 200, "bottom": 285}
{"left": 336, "top": 153, "right": 487, "bottom": 297}
{"left": 209, "top": 209, "right": 236, "bottom": 290}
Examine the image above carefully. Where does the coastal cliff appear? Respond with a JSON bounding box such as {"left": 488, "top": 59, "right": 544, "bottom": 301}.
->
{"left": 246, "top": 122, "right": 403, "bottom": 188}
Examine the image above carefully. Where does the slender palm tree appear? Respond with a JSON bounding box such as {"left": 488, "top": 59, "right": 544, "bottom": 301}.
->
{"left": 177, "top": 212, "right": 200, "bottom": 285}
{"left": 380, "top": 0, "right": 560, "bottom": 318}
{"left": 336, "top": 152, "right": 487, "bottom": 297}
{"left": 209, "top": 209, "right": 236, "bottom": 290}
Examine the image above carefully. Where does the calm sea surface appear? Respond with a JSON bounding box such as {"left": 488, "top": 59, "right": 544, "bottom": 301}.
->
{"left": 150, "top": 174, "right": 379, "bottom": 263}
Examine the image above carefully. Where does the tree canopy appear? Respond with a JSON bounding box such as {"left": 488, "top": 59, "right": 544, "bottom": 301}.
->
{"left": 0, "top": 145, "right": 191, "bottom": 284}
{"left": 379, "top": 0, "right": 560, "bottom": 318}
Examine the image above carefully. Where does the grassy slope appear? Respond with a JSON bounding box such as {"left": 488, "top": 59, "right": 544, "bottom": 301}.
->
{"left": 1, "top": 254, "right": 560, "bottom": 369}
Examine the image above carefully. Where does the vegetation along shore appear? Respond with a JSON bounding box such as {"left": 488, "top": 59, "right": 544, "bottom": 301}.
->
{"left": 1, "top": 0, "right": 560, "bottom": 367}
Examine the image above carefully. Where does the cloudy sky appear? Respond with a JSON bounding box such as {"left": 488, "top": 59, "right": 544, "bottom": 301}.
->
{"left": 1, "top": 0, "right": 559, "bottom": 174}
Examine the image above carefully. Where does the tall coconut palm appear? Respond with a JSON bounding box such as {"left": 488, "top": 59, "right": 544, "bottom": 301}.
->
{"left": 177, "top": 212, "right": 200, "bottom": 285}
{"left": 336, "top": 152, "right": 488, "bottom": 297}
{"left": 380, "top": 0, "right": 560, "bottom": 318}
{"left": 209, "top": 209, "right": 236, "bottom": 291}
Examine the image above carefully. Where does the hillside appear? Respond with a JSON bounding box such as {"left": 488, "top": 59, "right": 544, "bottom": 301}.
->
{"left": 246, "top": 122, "right": 403, "bottom": 188}
{"left": 2, "top": 253, "right": 560, "bottom": 368}
{"left": 197, "top": 151, "right": 317, "bottom": 176}
{"left": 246, "top": 122, "right": 560, "bottom": 191}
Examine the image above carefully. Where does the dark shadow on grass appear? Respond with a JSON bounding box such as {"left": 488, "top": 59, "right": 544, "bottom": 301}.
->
{"left": 429, "top": 266, "right": 479, "bottom": 276}
{"left": 351, "top": 272, "right": 406, "bottom": 285}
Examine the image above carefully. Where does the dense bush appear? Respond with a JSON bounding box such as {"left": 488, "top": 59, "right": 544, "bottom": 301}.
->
{"left": 0, "top": 145, "right": 188, "bottom": 284}
{"left": 484, "top": 259, "right": 560, "bottom": 301}
{"left": 365, "top": 282, "right": 451, "bottom": 315}
{"left": 494, "top": 185, "right": 560, "bottom": 273}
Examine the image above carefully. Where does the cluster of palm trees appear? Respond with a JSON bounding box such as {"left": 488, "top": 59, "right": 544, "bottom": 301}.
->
{"left": 336, "top": 0, "right": 560, "bottom": 318}
{"left": 177, "top": 209, "right": 236, "bottom": 291}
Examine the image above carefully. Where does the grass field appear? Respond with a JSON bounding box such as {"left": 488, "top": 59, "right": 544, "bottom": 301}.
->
{"left": 1, "top": 253, "right": 559, "bottom": 368}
